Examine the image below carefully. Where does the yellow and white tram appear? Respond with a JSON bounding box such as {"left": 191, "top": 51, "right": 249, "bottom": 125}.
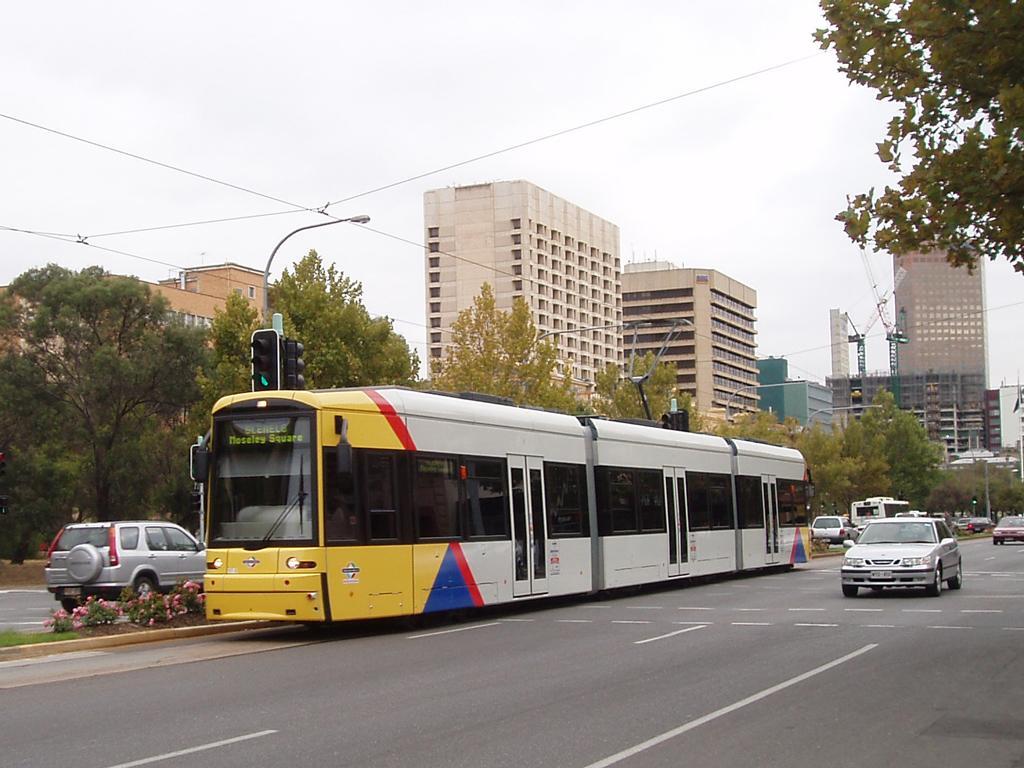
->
{"left": 198, "top": 387, "right": 811, "bottom": 623}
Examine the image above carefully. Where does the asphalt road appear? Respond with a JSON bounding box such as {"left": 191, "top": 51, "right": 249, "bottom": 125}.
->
{"left": 0, "top": 587, "right": 53, "bottom": 632}
{"left": 2, "top": 538, "right": 1023, "bottom": 768}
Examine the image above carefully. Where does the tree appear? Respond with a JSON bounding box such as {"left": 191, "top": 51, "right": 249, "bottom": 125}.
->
{"left": 0, "top": 265, "right": 207, "bottom": 532}
{"left": 593, "top": 354, "right": 681, "bottom": 422}
{"left": 859, "top": 390, "right": 942, "bottom": 506}
{"left": 430, "top": 283, "right": 578, "bottom": 410}
{"left": 817, "top": 1, "right": 1024, "bottom": 272}
{"left": 188, "top": 291, "right": 261, "bottom": 438}
{"left": 272, "top": 250, "right": 419, "bottom": 388}
{"left": 715, "top": 410, "right": 802, "bottom": 446}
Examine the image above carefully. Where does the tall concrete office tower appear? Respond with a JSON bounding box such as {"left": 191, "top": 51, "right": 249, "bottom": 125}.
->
{"left": 829, "top": 308, "right": 850, "bottom": 378}
{"left": 620, "top": 262, "right": 758, "bottom": 415}
{"left": 423, "top": 180, "right": 621, "bottom": 390}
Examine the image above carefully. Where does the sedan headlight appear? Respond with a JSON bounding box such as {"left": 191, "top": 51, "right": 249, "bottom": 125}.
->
{"left": 901, "top": 555, "right": 933, "bottom": 567}
{"left": 843, "top": 556, "right": 865, "bottom": 567}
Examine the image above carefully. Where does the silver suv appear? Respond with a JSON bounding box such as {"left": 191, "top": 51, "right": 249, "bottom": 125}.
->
{"left": 45, "top": 521, "right": 205, "bottom": 611}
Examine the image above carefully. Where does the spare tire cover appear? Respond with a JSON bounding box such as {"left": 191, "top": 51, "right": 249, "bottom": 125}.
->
{"left": 67, "top": 543, "right": 103, "bottom": 583}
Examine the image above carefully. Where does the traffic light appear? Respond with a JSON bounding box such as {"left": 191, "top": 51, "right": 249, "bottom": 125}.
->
{"left": 191, "top": 486, "right": 203, "bottom": 517}
{"left": 282, "top": 338, "right": 306, "bottom": 390}
{"left": 250, "top": 329, "right": 281, "bottom": 391}
{"left": 972, "top": 496, "right": 978, "bottom": 511}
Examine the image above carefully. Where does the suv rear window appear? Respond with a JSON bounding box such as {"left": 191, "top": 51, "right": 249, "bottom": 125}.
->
{"left": 55, "top": 527, "right": 108, "bottom": 550}
{"left": 813, "top": 517, "right": 841, "bottom": 528}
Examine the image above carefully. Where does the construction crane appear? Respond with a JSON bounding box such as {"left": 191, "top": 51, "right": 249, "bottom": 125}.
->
{"left": 847, "top": 249, "right": 910, "bottom": 407}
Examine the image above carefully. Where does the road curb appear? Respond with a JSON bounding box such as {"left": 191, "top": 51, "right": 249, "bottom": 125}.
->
{"left": 0, "top": 620, "right": 275, "bottom": 661}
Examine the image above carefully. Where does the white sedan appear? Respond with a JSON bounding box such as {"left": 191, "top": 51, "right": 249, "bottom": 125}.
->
{"left": 840, "top": 517, "right": 962, "bottom": 597}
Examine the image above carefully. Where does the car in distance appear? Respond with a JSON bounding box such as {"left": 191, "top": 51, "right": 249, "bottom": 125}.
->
{"left": 810, "top": 515, "right": 859, "bottom": 545}
{"left": 840, "top": 517, "right": 962, "bottom": 598}
{"left": 45, "top": 521, "right": 205, "bottom": 611}
{"left": 961, "top": 517, "right": 993, "bottom": 534}
{"left": 993, "top": 516, "right": 1024, "bottom": 545}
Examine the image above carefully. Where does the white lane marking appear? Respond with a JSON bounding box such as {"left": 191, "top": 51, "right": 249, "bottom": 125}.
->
{"left": 634, "top": 624, "right": 707, "bottom": 645}
{"left": 844, "top": 608, "right": 883, "bottom": 612}
{"left": 735, "top": 608, "right": 765, "bottom": 612}
{"left": 612, "top": 620, "right": 652, "bottom": 625}
{"left": 0, "top": 650, "right": 107, "bottom": 669}
{"left": 731, "top": 622, "right": 772, "bottom": 626}
{"left": 556, "top": 619, "right": 593, "bottom": 623}
{"left": 926, "top": 626, "right": 971, "bottom": 630}
{"left": 677, "top": 607, "right": 714, "bottom": 611}
{"left": 583, "top": 605, "right": 611, "bottom": 609}
{"left": 864, "top": 624, "right": 897, "bottom": 628}
{"left": 794, "top": 623, "right": 839, "bottom": 628}
{"left": 582, "top": 644, "right": 878, "bottom": 768}
{"left": 0, "top": 589, "right": 48, "bottom": 594}
{"left": 961, "top": 609, "right": 1002, "bottom": 614}
{"left": 631, "top": 606, "right": 664, "bottom": 610}
{"left": 788, "top": 608, "right": 825, "bottom": 612}
{"left": 902, "top": 609, "right": 942, "bottom": 613}
{"left": 0, "top": 621, "right": 45, "bottom": 626}
{"left": 104, "top": 730, "right": 277, "bottom": 768}
{"left": 1002, "top": 627, "right": 1024, "bottom": 631}
{"left": 674, "top": 621, "right": 714, "bottom": 626}
{"left": 498, "top": 618, "right": 535, "bottom": 622}
{"left": 408, "top": 622, "right": 502, "bottom": 639}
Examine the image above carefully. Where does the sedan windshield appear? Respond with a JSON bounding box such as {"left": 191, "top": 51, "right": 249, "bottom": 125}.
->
{"left": 998, "top": 517, "right": 1024, "bottom": 527}
{"left": 858, "top": 522, "right": 937, "bottom": 545}
{"left": 209, "top": 414, "right": 315, "bottom": 545}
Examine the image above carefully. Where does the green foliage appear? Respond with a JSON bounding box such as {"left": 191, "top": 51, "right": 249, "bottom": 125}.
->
{"left": 715, "top": 410, "right": 802, "bottom": 446}
{"left": 0, "top": 266, "right": 207, "bottom": 558}
{"left": 795, "top": 389, "right": 941, "bottom": 514}
{"left": 817, "top": 1, "right": 1024, "bottom": 271}
{"left": 272, "top": 250, "right": 419, "bottom": 388}
{"left": 926, "top": 463, "right": 1024, "bottom": 515}
{"left": 593, "top": 353, "right": 681, "bottom": 422}
{"left": 430, "top": 283, "right": 579, "bottom": 410}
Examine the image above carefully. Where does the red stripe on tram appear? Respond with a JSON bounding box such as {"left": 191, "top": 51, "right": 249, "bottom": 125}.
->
{"left": 450, "top": 542, "right": 485, "bottom": 607}
{"left": 365, "top": 389, "right": 417, "bottom": 451}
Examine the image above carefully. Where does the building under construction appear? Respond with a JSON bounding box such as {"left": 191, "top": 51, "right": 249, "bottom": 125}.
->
{"left": 827, "top": 250, "right": 988, "bottom": 458}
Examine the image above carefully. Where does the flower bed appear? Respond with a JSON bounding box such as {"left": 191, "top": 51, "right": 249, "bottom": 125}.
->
{"left": 45, "top": 581, "right": 206, "bottom": 634}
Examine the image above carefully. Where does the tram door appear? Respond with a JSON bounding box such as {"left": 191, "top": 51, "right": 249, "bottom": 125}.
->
{"left": 509, "top": 455, "right": 549, "bottom": 597}
{"left": 663, "top": 467, "right": 689, "bottom": 577}
{"left": 762, "top": 475, "right": 781, "bottom": 564}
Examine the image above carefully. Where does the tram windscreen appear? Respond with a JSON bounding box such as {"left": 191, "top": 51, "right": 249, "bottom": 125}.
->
{"left": 209, "top": 414, "right": 316, "bottom": 546}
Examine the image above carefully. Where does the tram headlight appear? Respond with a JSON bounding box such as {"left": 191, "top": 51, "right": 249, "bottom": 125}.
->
{"left": 207, "top": 558, "right": 223, "bottom": 569}
{"left": 286, "top": 557, "right": 301, "bottom": 570}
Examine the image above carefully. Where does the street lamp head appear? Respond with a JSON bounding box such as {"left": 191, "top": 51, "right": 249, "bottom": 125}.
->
{"left": 347, "top": 214, "right": 371, "bottom": 224}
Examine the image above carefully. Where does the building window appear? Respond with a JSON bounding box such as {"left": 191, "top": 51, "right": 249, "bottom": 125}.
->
{"left": 248, "top": 286, "right": 256, "bottom": 299}
{"left": 511, "top": 218, "right": 521, "bottom": 229}
{"left": 233, "top": 287, "right": 242, "bottom": 295}
{"left": 428, "top": 242, "right": 440, "bottom": 252}
{"left": 430, "top": 317, "right": 441, "bottom": 328}
{"left": 429, "top": 287, "right": 440, "bottom": 298}
{"left": 429, "top": 272, "right": 440, "bottom": 283}
{"left": 428, "top": 226, "right": 439, "bottom": 238}
{"left": 430, "top": 332, "right": 442, "bottom": 343}
{"left": 430, "top": 302, "right": 440, "bottom": 313}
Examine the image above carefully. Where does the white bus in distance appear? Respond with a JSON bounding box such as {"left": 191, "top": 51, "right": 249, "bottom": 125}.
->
{"left": 850, "top": 496, "right": 910, "bottom": 527}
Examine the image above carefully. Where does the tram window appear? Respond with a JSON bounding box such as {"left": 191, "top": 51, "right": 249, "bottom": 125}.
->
{"left": 365, "top": 453, "right": 399, "bottom": 541}
{"left": 596, "top": 467, "right": 637, "bottom": 534}
{"left": 413, "top": 456, "right": 460, "bottom": 539}
{"left": 545, "top": 463, "right": 589, "bottom": 537}
{"left": 777, "top": 481, "right": 809, "bottom": 526}
{"left": 637, "top": 470, "right": 666, "bottom": 532}
{"left": 736, "top": 476, "right": 764, "bottom": 529}
{"left": 685, "top": 472, "right": 710, "bottom": 531}
{"left": 708, "top": 474, "right": 734, "bottom": 529}
{"left": 465, "top": 458, "right": 509, "bottom": 538}
{"left": 324, "top": 447, "right": 362, "bottom": 543}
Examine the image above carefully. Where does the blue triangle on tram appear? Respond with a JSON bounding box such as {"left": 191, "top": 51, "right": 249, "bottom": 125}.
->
{"left": 791, "top": 530, "right": 808, "bottom": 564}
{"left": 424, "top": 546, "right": 476, "bottom": 612}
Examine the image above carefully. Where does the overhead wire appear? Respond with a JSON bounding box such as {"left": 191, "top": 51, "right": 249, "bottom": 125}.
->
{"left": 1, "top": 53, "right": 821, "bottom": 242}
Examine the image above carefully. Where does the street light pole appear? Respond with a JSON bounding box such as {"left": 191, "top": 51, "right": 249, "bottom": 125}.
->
{"left": 263, "top": 214, "right": 370, "bottom": 320}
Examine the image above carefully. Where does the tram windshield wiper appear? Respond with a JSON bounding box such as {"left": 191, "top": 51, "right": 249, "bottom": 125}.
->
{"left": 260, "top": 456, "right": 306, "bottom": 543}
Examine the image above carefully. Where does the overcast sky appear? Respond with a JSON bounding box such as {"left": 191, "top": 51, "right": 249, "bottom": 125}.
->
{"left": 2, "top": 1, "right": 1021, "bottom": 389}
